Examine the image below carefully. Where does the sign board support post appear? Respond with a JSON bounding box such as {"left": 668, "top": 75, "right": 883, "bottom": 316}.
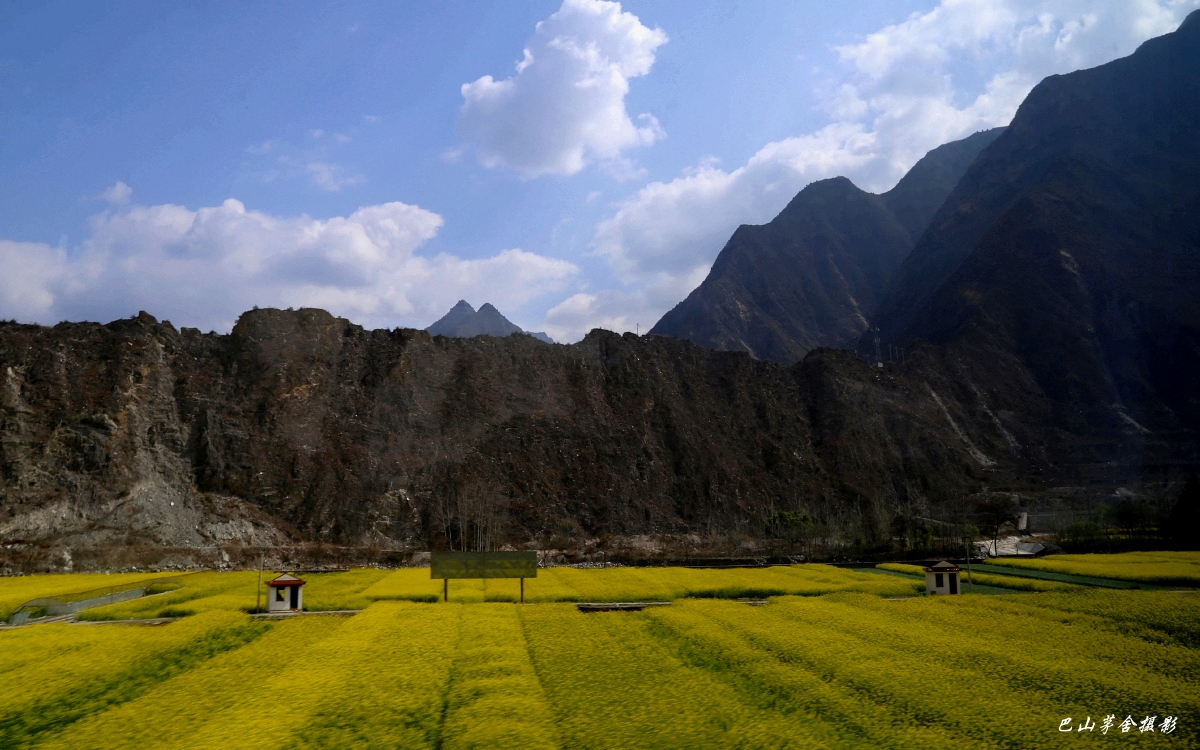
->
{"left": 443, "top": 579, "right": 448, "bottom": 602}
{"left": 520, "top": 577, "right": 525, "bottom": 604}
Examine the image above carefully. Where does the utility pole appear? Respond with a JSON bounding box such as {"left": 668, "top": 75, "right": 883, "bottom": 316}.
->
{"left": 963, "top": 525, "right": 974, "bottom": 593}
{"left": 256, "top": 554, "right": 264, "bottom": 612}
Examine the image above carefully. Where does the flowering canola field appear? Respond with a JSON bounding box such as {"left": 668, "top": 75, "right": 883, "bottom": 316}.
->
{"left": 346, "top": 563, "right": 925, "bottom": 605}
{"left": 2, "top": 565, "right": 1196, "bottom": 748}
{"left": 72, "top": 564, "right": 922, "bottom": 620}
{"left": 988, "top": 551, "right": 1200, "bottom": 586}
{"left": 876, "top": 562, "right": 1079, "bottom": 592}
{"left": 0, "top": 571, "right": 181, "bottom": 621}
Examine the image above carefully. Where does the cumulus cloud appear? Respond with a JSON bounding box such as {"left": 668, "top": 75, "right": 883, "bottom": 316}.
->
{"left": 0, "top": 199, "right": 578, "bottom": 332}
{"left": 0, "top": 240, "right": 64, "bottom": 317}
{"left": 595, "top": 123, "right": 878, "bottom": 282}
{"left": 575, "top": 0, "right": 1198, "bottom": 339}
{"left": 543, "top": 264, "right": 709, "bottom": 343}
{"left": 457, "top": 0, "right": 667, "bottom": 177}
{"left": 98, "top": 181, "right": 133, "bottom": 205}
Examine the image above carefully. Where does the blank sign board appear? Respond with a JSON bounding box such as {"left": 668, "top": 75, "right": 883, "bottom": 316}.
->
{"left": 430, "top": 551, "right": 538, "bottom": 579}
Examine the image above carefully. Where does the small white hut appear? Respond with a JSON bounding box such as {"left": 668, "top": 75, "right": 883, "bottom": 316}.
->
{"left": 924, "top": 560, "right": 962, "bottom": 595}
{"left": 266, "top": 573, "right": 306, "bottom": 612}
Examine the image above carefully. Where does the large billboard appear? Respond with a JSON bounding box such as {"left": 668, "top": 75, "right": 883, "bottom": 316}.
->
{"left": 430, "top": 551, "right": 538, "bottom": 579}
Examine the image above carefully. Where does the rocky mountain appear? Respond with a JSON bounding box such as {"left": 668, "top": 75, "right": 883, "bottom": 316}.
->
{"left": 427, "top": 300, "right": 554, "bottom": 344}
{"left": 1, "top": 307, "right": 1054, "bottom": 560}
{"left": 868, "top": 9, "right": 1200, "bottom": 466}
{"left": 649, "top": 129, "right": 1003, "bottom": 363}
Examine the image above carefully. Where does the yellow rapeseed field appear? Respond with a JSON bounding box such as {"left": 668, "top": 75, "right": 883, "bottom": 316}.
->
{"left": 876, "top": 562, "right": 1078, "bottom": 591}
{"left": 190, "top": 602, "right": 459, "bottom": 749}
{"left": 0, "top": 610, "right": 266, "bottom": 749}
{"left": 2, "top": 559, "right": 1196, "bottom": 748}
{"left": 361, "top": 564, "right": 923, "bottom": 604}
{"left": 440, "top": 604, "right": 560, "bottom": 749}
{"left": 989, "top": 551, "right": 1200, "bottom": 586}
{"left": 0, "top": 570, "right": 180, "bottom": 621}
{"left": 62, "top": 565, "right": 920, "bottom": 622}
{"left": 77, "top": 571, "right": 263, "bottom": 620}
{"left": 299, "top": 567, "right": 391, "bottom": 610}
{"left": 36, "top": 616, "right": 336, "bottom": 750}
{"left": 78, "top": 568, "right": 392, "bottom": 620}
{"left": 521, "top": 602, "right": 837, "bottom": 747}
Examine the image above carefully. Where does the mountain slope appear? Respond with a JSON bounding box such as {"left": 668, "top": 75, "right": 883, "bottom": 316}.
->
{"left": 650, "top": 129, "right": 1002, "bottom": 363}
{"left": 874, "top": 10, "right": 1200, "bottom": 451}
{"left": 0, "top": 307, "right": 1038, "bottom": 553}
{"left": 426, "top": 300, "right": 480, "bottom": 336}
{"left": 874, "top": 12, "right": 1200, "bottom": 346}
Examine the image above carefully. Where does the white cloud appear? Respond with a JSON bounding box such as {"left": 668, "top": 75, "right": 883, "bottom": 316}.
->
{"left": 0, "top": 199, "right": 578, "bottom": 332}
{"left": 544, "top": 264, "right": 708, "bottom": 343}
{"left": 571, "top": 0, "right": 1199, "bottom": 340}
{"left": 457, "top": 0, "right": 667, "bottom": 178}
{"left": 306, "top": 161, "right": 365, "bottom": 192}
{"left": 596, "top": 122, "right": 877, "bottom": 283}
{"left": 0, "top": 240, "right": 64, "bottom": 317}
{"left": 99, "top": 181, "right": 132, "bottom": 205}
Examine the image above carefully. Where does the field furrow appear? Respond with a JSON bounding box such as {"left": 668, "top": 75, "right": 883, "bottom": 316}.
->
{"left": 36, "top": 616, "right": 339, "bottom": 749}
{"left": 439, "top": 604, "right": 561, "bottom": 749}
{"left": 0, "top": 611, "right": 267, "bottom": 749}
{"left": 521, "top": 604, "right": 839, "bottom": 748}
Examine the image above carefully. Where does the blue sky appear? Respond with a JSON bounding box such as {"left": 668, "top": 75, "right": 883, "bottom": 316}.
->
{"left": 1, "top": 0, "right": 1195, "bottom": 340}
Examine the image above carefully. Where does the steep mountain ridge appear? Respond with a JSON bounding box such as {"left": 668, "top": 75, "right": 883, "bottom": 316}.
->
{"left": 873, "top": 11, "right": 1200, "bottom": 346}
{"left": 870, "top": 9, "right": 1200, "bottom": 460}
{"left": 2, "top": 307, "right": 1046, "bottom": 554}
{"left": 650, "top": 129, "right": 1003, "bottom": 362}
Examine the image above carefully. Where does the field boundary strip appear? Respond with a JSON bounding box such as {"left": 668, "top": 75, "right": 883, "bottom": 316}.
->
{"left": 969, "top": 563, "right": 1143, "bottom": 588}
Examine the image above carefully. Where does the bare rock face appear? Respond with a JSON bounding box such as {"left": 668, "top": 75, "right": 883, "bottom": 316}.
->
{"left": 1, "top": 307, "right": 1048, "bottom": 552}
{"left": 0, "top": 313, "right": 292, "bottom": 550}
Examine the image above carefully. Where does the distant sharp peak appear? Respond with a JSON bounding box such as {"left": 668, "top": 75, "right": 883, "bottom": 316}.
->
{"left": 426, "top": 300, "right": 554, "bottom": 343}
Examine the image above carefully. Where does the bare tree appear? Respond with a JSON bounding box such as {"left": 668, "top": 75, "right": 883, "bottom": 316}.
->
{"left": 974, "top": 497, "right": 1020, "bottom": 556}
